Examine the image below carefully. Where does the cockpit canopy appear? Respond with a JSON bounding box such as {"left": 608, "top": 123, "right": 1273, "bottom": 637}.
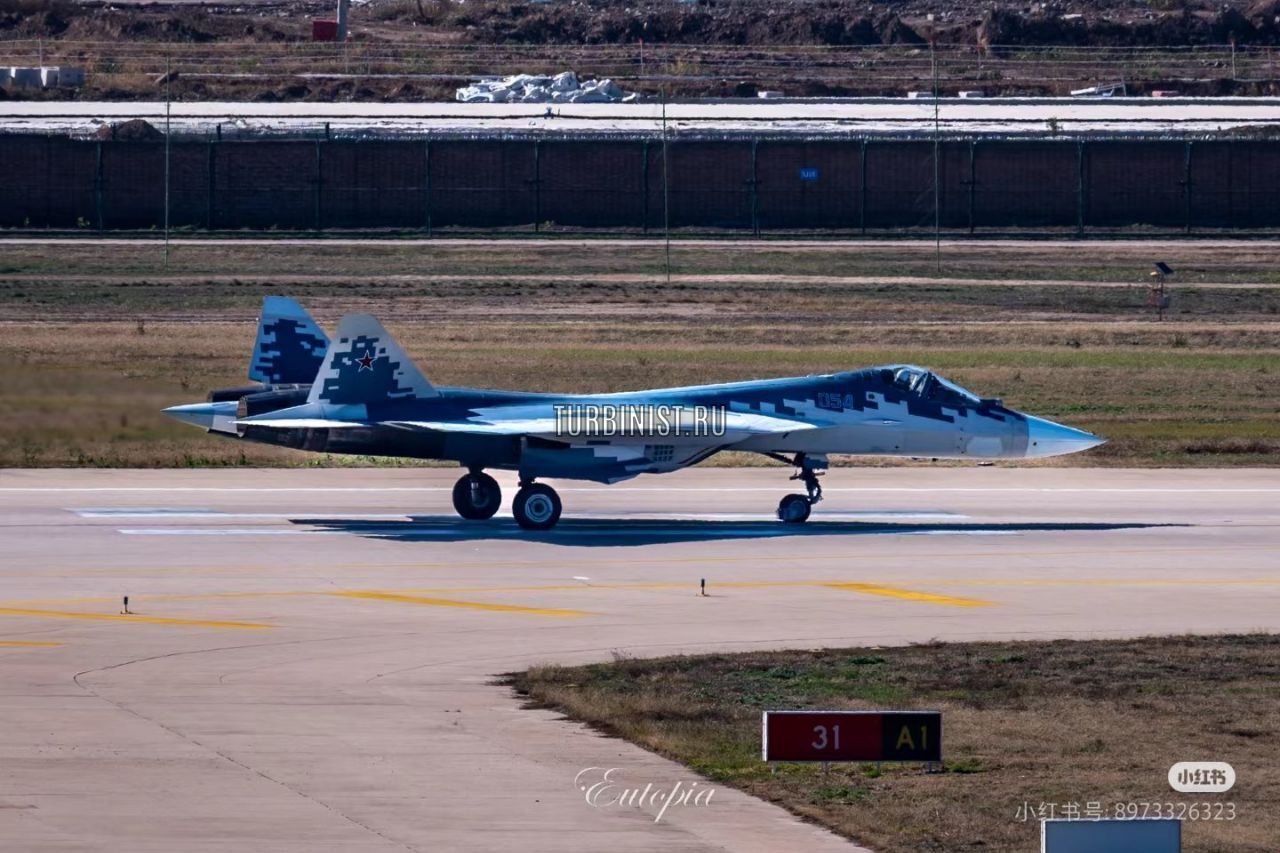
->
{"left": 884, "top": 365, "right": 984, "bottom": 406}
{"left": 891, "top": 366, "right": 930, "bottom": 394}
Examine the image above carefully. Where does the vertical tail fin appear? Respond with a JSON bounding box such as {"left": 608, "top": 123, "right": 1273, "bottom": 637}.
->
{"left": 249, "top": 296, "right": 330, "bottom": 385}
{"left": 308, "top": 314, "right": 438, "bottom": 405}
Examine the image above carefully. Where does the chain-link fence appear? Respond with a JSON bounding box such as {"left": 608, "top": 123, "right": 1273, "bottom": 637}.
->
{"left": 3, "top": 134, "right": 1279, "bottom": 234}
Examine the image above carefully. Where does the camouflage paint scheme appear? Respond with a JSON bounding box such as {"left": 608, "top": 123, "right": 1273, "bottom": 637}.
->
{"left": 248, "top": 295, "right": 328, "bottom": 385}
{"left": 165, "top": 298, "right": 1103, "bottom": 485}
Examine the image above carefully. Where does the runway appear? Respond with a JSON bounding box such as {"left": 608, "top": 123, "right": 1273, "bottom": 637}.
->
{"left": 2, "top": 466, "right": 1278, "bottom": 851}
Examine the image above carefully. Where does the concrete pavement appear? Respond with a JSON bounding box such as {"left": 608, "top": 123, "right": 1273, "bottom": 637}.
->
{"left": 1, "top": 467, "right": 1278, "bottom": 851}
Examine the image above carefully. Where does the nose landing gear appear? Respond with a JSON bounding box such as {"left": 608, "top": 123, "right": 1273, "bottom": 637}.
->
{"left": 772, "top": 453, "right": 826, "bottom": 524}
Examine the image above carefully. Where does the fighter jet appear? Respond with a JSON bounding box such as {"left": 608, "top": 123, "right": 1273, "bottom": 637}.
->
{"left": 165, "top": 297, "right": 1104, "bottom": 530}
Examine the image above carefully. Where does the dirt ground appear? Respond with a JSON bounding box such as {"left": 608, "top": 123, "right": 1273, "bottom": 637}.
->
{"left": 6, "top": 0, "right": 1277, "bottom": 49}
{"left": 511, "top": 634, "right": 1279, "bottom": 853}
{"left": 7, "top": 0, "right": 1280, "bottom": 100}
{"left": 0, "top": 238, "right": 1276, "bottom": 467}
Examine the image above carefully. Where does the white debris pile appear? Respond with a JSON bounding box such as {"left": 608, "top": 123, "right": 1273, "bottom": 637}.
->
{"left": 456, "top": 71, "right": 638, "bottom": 104}
{"left": 2, "top": 66, "right": 85, "bottom": 89}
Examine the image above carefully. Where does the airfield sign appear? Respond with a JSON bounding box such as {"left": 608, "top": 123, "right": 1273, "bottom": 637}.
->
{"left": 762, "top": 710, "right": 942, "bottom": 763}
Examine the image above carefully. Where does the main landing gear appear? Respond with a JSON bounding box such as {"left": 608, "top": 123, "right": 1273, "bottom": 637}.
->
{"left": 451, "top": 470, "right": 564, "bottom": 530}
{"left": 770, "top": 453, "right": 826, "bottom": 524}
{"left": 452, "top": 470, "right": 502, "bottom": 520}
{"left": 512, "top": 479, "right": 562, "bottom": 531}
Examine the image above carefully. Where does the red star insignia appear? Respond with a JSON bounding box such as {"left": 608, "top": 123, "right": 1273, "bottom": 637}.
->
{"left": 356, "top": 350, "right": 375, "bottom": 371}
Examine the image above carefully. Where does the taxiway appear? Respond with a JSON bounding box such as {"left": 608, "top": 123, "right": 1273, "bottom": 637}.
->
{"left": 1, "top": 467, "right": 1277, "bottom": 851}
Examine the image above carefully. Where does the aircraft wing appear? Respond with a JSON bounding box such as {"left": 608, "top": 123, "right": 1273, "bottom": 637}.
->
{"left": 384, "top": 418, "right": 558, "bottom": 435}
{"left": 238, "top": 403, "right": 820, "bottom": 441}
{"left": 382, "top": 411, "right": 817, "bottom": 440}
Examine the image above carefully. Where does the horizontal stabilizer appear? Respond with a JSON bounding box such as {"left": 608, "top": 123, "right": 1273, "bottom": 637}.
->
{"left": 237, "top": 417, "right": 369, "bottom": 429}
{"left": 163, "top": 401, "right": 240, "bottom": 434}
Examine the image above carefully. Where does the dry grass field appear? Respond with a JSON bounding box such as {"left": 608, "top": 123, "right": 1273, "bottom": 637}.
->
{"left": 510, "top": 635, "right": 1279, "bottom": 853}
{"left": 1, "top": 239, "right": 1277, "bottom": 467}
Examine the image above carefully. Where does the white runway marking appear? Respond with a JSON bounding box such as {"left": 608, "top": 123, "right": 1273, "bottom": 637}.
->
{"left": 119, "top": 528, "right": 346, "bottom": 536}
{"left": 566, "top": 511, "right": 967, "bottom": 521}
{"left": 7, "top": 487, "right": 453, "bottom": 493}
{"left": 900, "top": 530, "right": 1020, "bottom": 537}
{"left": 73, "top": 509, "right": 413, "bottom": 519}
{"left": 10, "top": 486, "right": 1280, "bottom": 493}
{"left": 117, "top": 525, "right": 1011, "bottom": 538}
{"left": 81, "top": 509, "right": 965, "bottom": 521}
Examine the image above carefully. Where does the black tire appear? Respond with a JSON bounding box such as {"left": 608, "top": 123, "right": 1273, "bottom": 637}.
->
{"left": 513, "top": 483, "right": 562, "bottom": 531}
{"left": 452, "top": 472, "right": 502, "bottom": 520}
{"left": 777, "top": 493, "right": 812, "bottom": 524}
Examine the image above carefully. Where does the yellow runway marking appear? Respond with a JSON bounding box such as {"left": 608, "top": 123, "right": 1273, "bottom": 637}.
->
{"left": 395, "top": 580, "right": 992, "bottom": 607}
{"left": 0, "top": 590, "right": 312, "bottom": 607}
{"left": 11, "top": 541, "right": 1279, "bottom": 596}
{"left": 327, "top": 591, "right": 590, "bottom": 618}
{"left": 0, "top": 640, "right": 63, "bottom": 647}
{"left": 5, "top": 574, "right": 1276, "bottom": 616}
{"left": 400, "top": 581, "right": 797, "bottom": 595}
{"left": 922, "top": 578, "right": 1280, "bottom": 588}
{"left": 0, "top": 608, "right": 271, "bottom": 630}
{"left": 819, "top": 582, "right": 992, "bottom": 607}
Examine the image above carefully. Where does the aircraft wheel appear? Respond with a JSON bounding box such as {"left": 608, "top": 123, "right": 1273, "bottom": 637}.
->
{"left": 777, "top": 493, "right": 812, "bottom": 524}
{"left": 452, "top": 471, "right": 502, "bottom": 520}
{"left": 513, "top": 483, "right": 562, "bottom": 531}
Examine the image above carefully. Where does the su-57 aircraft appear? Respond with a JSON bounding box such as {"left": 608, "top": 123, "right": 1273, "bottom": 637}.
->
{"left": 165, "top": 297, "right": 1104, "bottom": 530}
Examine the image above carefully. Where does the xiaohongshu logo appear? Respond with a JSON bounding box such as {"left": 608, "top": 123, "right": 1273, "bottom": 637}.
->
{"left": 1169, "top": 761, "right": 1236, "bottom": 793}
{"left": 574, "top": 767, "right": 716, "bottom": 822}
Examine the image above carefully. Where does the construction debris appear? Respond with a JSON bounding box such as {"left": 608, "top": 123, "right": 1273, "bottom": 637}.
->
{"left": 456, "top": 71, "right": 638, "bottom": 104}
{"left": 1071, "top": 82, "right": 1128, "bottom": 97}
{"left": 95, "top": 119, "right": 165, "bottom": 142}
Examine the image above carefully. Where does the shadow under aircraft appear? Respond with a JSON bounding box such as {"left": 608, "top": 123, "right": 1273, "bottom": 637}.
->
{"left": 288, "top": 516, "right": 1183, "bottom": 548}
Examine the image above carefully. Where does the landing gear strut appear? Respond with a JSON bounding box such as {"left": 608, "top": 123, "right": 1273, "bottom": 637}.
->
{"left": 452, "top": 470, "right": 501, "bottom": 520}
{"left": 512, "top": 478, "right": 562, "bottom": 531}
{"left": 770, "top": 453, "right": 827, "bottom": 524}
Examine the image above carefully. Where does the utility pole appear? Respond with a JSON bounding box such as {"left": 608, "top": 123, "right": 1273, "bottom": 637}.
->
{"left": 337, "top": 0, "right": 350, "bottom": 42}
{"left": 932, "top": 38, "right": 941, "bottom": 274}
{"left": 164, "top": 53, "right": 172, "bottom": 269}
{"left": 661, "top": 88, "right": 671, "bottom": 286}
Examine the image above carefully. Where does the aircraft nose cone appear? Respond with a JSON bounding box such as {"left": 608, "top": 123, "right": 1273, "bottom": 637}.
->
{"left": 163, "top": 402, "right": 221, "bottom": 430}
{"left": 1024, "top": 415, "right": 1105, "bottom": 458}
